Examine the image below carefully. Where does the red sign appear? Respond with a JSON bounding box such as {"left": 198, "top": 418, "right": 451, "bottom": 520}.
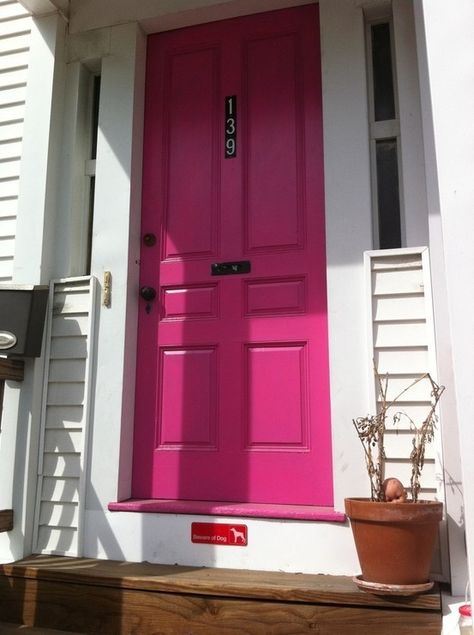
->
{"left": 191, "top": 522, "right": 248, "bottom": 546}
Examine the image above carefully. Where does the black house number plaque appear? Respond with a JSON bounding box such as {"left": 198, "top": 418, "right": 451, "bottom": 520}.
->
{"left": 225, "top": 96, "right": 237, "bottom": 158}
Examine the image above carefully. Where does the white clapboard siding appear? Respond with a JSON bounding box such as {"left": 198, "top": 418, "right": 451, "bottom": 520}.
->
{"left": 0, "top": 86, "right": 26, "bottom": 107}
{"left": 0, "top": 30, "right": 30, "bottom": 54}
{"left": 0, "top": 234, "right": 13, "bottom": 256}
{"left": 365, "top": 247, "right": 448, "bottom": 580}
{"left": 0, "top": 103, "right": 25, "bottom": 123}
{"left": 0, "top": 174, "right": 19, "bottom": 195}
{"left": 0, "top": 0, "right": 30, "bottom": 21}
{"left": 36, "top": 527, "right": 78, "bottom": 555}
{"left": 33, "top": 276, "right": 97, "bottom": 557}
{"left": 0, "top": 157, "right": 20, "bottom": 179}
{"left": 383, "top": 430, "right": 436, "bottom": 460}
{"left": 0, "top": 1, "right": 32, "bottom": 282}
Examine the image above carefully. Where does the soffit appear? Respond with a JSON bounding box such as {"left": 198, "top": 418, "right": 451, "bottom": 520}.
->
{"left": 30, "top": 0, "right": 310, "bottom": 34}
{"left": 19, "top": 0, "right": 315, "bottom": 34}
{"left": 18, "top": 0, "right": 69, "bottom": 19}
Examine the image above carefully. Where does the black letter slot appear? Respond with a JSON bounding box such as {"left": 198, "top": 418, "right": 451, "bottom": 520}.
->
{"left": 211, "top": 261, "right": 251, "bottom": 276}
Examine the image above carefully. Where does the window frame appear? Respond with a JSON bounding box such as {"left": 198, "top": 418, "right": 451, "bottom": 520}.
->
{"left": 365, "top": 15, "right": 405, "bottom": 249}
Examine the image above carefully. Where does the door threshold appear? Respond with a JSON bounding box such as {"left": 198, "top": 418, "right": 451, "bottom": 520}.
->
{"left": 108, "top": 499, "right": 346, "bottom": 522}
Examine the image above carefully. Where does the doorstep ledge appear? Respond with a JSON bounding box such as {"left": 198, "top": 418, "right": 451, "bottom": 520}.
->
{"left": 108, "top": 499, "right": 346, "bottom": 522}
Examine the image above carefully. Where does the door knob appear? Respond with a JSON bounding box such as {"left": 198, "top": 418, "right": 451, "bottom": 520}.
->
{"left": 143, "top": 233, "right": 156, "bottom": 247}
{"left": 140, "top": 286, "right": 156, "bottom": 302}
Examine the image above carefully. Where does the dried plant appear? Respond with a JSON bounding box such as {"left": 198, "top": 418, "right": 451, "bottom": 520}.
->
{"left": 353, "top": 367, "right": 444, "bottom": 502}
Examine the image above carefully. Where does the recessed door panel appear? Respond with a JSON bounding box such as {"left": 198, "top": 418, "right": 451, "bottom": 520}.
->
{"left": 163, "top": 47, "right": 219, "bottom": 260}
{"left": 245, "top": 34, "right": 303, "bottom": 251}
{"left": 158, "top": 347, "right": 218, "bottom": 449}
{"left": 245, "top": 343, "right": 308, "bottom": 450}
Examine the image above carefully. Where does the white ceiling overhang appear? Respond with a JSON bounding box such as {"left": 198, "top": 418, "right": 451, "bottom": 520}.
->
{"left": 18, "top": 0, "right": 69, "bottom": 19}
{"left": 18, "top": 0, "right": 313, "bottom": 34}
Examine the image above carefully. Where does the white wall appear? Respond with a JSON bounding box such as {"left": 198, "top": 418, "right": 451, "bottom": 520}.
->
{"left": 320, "top": 0, "right": 373, "bottom": 508}
{"left": 0, "top": 11, "right": 68, "bottom": 562}
{"left": 392, "top": 0, "right": 429, "bottom": 247}
{"left": 0, "top": 2, "right": 31, "bottom": 283}
{"left": 414, "top": 0, "right": 474, "bottom": 599}
{"left": 77, "top": 0, "right": 367, "bottom": 575}
{"left": 0, "top": 3, "right": 32, "bottom": 558}
{"left": 86, "top": 22, "right": 146, "bottom": 509}
{"left": 83, "top": 509, "right": 357, "bottom": 575}
{"left": 320, "top": 0, "right": 434, "bottom": 511}
{"left": 1, "top": 0, "right": 457, "bottom": 583}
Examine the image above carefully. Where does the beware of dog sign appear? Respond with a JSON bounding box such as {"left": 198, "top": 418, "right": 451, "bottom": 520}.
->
{"left": 191, "top": 522, "right": 248, "bottom": 546}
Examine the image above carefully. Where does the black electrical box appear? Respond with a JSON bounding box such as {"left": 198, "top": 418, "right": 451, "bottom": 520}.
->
{"left": 0, "top": 285, "right": 49, "bottom": 357}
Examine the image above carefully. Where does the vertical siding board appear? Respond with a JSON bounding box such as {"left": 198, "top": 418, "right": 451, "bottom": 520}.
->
{"left": 420, "top": 248, "right": 451, "bottom": 580}
{"left": 35, "top": 281, "right": 56, "bottom": 478}
{"left": 32, "top": 280, "right": 56, "bottom": 555}
{"left": 421, "top": 248, "right": 439, "bottom": 387}
{"left": 76, "top": 276, "right": 97, "bottom": 556}
{"left": 33, "top": 277, "right": 97, "bottom": 556}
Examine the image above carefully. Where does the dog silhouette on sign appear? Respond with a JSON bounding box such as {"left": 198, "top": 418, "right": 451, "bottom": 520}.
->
{"left": 229, "top": 527, "right": 246, "bottom": 544}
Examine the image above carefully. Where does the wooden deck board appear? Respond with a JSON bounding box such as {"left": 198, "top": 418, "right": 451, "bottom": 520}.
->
{"left": 0, "top": 621, "right": 84, "bottom": 634}
{"left": 0, "top": 556, "right": 442, "bottom": 634}
{"left": 0, "top": 577, "right": 441, "bottom": 635}
{"left": 0, "top": 555, "right": 440, "bottom": 610}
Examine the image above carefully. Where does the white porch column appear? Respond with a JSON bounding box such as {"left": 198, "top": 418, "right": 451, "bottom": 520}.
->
{"left": 319, "top": 0, "right": 373, "bottom": 510}
{"left": 414, "top": 0, "right": 474, "bottom": 598}
{"left": 87, "top": 23, "right": 146, "bottom": 509}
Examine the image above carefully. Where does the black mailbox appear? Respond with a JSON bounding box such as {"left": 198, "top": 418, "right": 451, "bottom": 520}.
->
{"left": 0, "top": 285, "right": 49, "bottom": 357}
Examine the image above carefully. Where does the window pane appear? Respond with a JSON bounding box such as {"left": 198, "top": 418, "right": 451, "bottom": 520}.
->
{"left": 91, "top": 75, "right": 101, "bottom": 160}
{"left": 376, "top": 139, "right": 401, "bottom": 249}
{"left": 371, "top": 23, "right": 396, "bottom": 121}
{"left": 86, "top": 76, "right": 101, "bottom": 274}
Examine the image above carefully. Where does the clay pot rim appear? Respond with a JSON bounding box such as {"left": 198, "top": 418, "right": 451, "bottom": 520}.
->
{"left": 344, "top": 497, "right": 443, "bottom": 523}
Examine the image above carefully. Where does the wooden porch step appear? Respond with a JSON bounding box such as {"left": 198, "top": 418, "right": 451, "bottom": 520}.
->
{"left": 0, "top": 622, "right": 83, "bottom": 634}
{"left": 0, "top": 555, "right": 442, "bottom": 634}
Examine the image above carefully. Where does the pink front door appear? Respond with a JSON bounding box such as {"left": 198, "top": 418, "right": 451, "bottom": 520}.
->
{"left": 133, "top": 5, "right": 333, "bottom": 506}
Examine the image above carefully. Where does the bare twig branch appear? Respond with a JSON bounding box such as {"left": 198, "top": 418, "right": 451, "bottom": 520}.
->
{"left": 353, "top": 366, "right": 444, "bottom": 501}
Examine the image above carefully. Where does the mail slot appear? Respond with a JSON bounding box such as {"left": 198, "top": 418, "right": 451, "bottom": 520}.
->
{"left": 211, "top": 261, "right": 251, "bottom": 276}
{"left": 0, "top": 285, "right": 49, "bottom": 357}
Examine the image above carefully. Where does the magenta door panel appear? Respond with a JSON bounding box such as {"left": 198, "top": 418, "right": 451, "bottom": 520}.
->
{"left": 133, "top": 5, "right": 334, "bottom": 506}
{"left": 159, "top": 347, "right": 218, "bottom": 448}
{"left": 163, "top": 48, "right": 219, "bottom": 260}
{"left": 245, "top": 33, "right": 302, "bottom": 250}
{"left": 246, "top": 344, "right": 307, "bottom": 448}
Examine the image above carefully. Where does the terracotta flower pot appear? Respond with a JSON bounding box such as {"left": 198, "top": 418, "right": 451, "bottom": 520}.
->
{"left": 345, "top": 497, "right": 443, "bottom": 586}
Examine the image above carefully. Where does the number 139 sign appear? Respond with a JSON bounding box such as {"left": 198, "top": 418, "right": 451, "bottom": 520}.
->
{"left": 225, "top": 96, "right": 237, "bottom": 158}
